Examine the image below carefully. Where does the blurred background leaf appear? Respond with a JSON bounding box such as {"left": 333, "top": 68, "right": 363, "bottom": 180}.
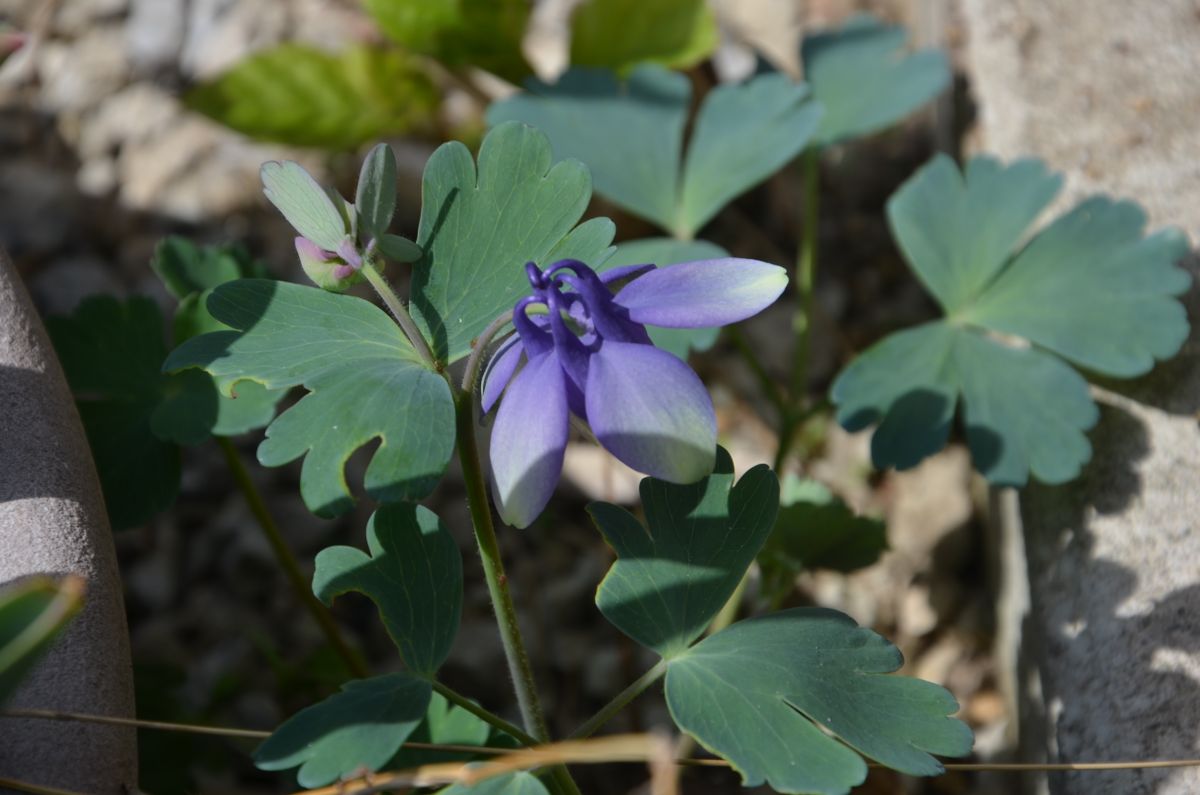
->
{"left": 570, "top": 0, "right": 718, "bottom": 74}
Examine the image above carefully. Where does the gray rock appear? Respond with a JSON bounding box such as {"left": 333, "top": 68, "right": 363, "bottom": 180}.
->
{"left": 126, "top": 0, "right": 186, "bottom": 71}
{"left": 963, "top": 1, "right": 1200, "bottom": 792}
{"left": 0, "top": 252, "right": 137, "bottom": 792}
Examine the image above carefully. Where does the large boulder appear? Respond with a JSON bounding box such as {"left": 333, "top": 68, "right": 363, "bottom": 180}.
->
{"left": 0, "top": 252, "right": 137, "bottom": 793}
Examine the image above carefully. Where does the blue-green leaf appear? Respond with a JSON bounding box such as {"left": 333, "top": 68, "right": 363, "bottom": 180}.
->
{"left": 679, "top": 73, "right": 822, "bottom": 234}
{"left": 665, "top": 608, "right": 973, "bottom": 794}
{"left": 313, "top": 503, "right": 462, "bottom": 676}
{"left": 356, "top": 143, "right": 398, "bottom": 243}
{"left": 761, "top": 475, "right": 887, "bottom": 578}
{"left": 803, "top": 15, "right": 950, "bottom": 146}
{"left": 489, "top": 68, "right": 821, "bottom": 238}
{"left": 410, "top": 122, "right": 615, "bottom": 364}
{"left": 440, "top": 773, "right": 550, "bottom": 795}
{"left": 487, "top": 68, "right": 688, "bottom": 234}
{"left": 255, "top": 673, "right": 431, "bottom": 788}
{"left": 589, "top": 448, "right": 779, "bottom": 659}
{"left": 165, "top": 280, "right": 456, "bottom": 516}
{"left": 261, "top": 161, "right": 349, "bottom": 251}
{"left": 831, "top": 155, "right": 1190, "bottom": 483}
{"left": 600, "top": 238, "right": 728, "bottom": 358}
{"left": 388, "top": 692, "right": 494, "bottom": 769}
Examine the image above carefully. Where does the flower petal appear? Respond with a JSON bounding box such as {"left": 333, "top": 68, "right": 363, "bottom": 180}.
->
{"left": 613, "top": 258, "right": 788, "bottom": 328}
{"left": 489, "top": 351, "right": 570, "bottom": 528}
{"left": 585, "top": 340, "right": 716, "bottom": 483}
{"left": 480, "top": 334, "right": 524, "bottom": 414}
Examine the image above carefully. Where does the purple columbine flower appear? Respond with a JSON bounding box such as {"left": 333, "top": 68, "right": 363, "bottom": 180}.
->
{"left": 482, "top": 257, "right": 787, "bottom": 528}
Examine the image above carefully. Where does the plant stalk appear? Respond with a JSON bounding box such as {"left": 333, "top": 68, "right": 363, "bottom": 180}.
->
{"left": 452, "top": 391, "right": 582, "bottom": 795}
{"left": 569, "top": 660, "right": 668, "bottom": 740}
{"left": 216, "top": 436, "right": 369, "bottom": 679}
{"left": 362, "top": 262, "right": 438, "bottom": 370}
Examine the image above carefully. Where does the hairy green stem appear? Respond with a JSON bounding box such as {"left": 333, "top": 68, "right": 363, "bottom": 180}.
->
{"left": 462, "top": 310, "right": 514, "bottom": 393}
{"left": 216, "top": 436, "right": 369, "bottom": 679}
{"left": 362, "top": 263, "right": 438, "bottom": 370}
{"left": 431, "top": 680, "right": 537, "bottom": 746}
{"left": 569, "top": 660, "right": 668, "bottom": 740}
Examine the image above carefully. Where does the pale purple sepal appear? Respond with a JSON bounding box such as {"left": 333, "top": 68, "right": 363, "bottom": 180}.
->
{"left": 481, "top": 335, "right": 524, "bottom": 414}
{"left": 584, "top": 340, "right": 717, "bottom": 483}
{"left": 614, "top": 258, "right": 788, "bottom": 328}
{"left": 490, "top": 351, "right": 570, "bottom": 529}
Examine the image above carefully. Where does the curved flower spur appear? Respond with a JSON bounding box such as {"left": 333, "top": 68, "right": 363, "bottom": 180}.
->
{"left": 481, "top": 257, "right": 788, "bottom": 527}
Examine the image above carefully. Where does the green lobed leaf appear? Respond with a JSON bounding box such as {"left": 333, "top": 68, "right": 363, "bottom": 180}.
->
{"left": 679, "top": 73, "right": 822, "bottom": 235}
{"left": 0, "top": 577, "right": 84, "bottom": 705}
{"left": 410, "top": 122, "right": 615, "bottom": 364}
{"left": 388, "top": 692, "right": 494, "bottom": 769}
{"left": 151, "top": 237, "right": 244, "bottom": 300}
{"left": 665, "top": 608, "right": 973, "bottom": 794}
{"left": 803, "top": 15, "right": 950, "bottom": 146}
{"left": 47, "top": 296, "right": 185, "bottom": 530}
{"left": 761, "top": 476, "right": 887, "bottom": 581}
{"left": 832, "top": 155, "right": 1190, "bottom": 484}
{"left": 588, "top": 447, "right": 779, "bottom": 659}
{"left": 254, "top": 673, "right": 431, "bottom": 788}
{"left": 440, "top": 773, "right": 550, "bottom": 795}
{"left": 186, "top": 44, "right": 437, "bottom": 150}
{"left": 313, "top": 503, "right": 462, "bottom": 676}
{"left": 364, "top": 0, "right": 531, "bottom": 81}
{"left": 489, "top": 68, "right": 819, "bottom": 238}
{"left": 356, "top": 143, "right": 398, "bottom": 243}
{"left": 600, "top": 238, "right": 728, "bottom": 358}
{"left": 570, "top": 0, "right": 718, "bottom": 74}
{"left": 165, "top": 280, "right": 456, "bottom": 516}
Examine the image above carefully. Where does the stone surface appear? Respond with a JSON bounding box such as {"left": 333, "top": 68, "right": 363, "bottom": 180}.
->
{"left": 0, "top": 252, "right": 137, "bottom": 793}
{"left": 963, "top": 1, "right": 1200, "bottom": 792}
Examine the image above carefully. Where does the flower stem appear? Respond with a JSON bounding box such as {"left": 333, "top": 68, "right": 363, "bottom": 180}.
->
{"left": 431, "top": 680, "right": 536, "bottom": 746}
{"left": 452, "top": 390, "right": 582, "bottom": 795}
{"left": 461, "top": 310, "right": 514, "bottom": 393}
{"left": 361, "top": 262, "right": 438, "bottom": 370}
{"left": 215, "top": 436, "right": 369, "bottom": 680}
{"left": 452, "top": 391, "right": 548, "bottom": 739}
{"left": 781, "top": 146, "right": 822, "bottom": 467}
{"left": 568, "top": 659, "right": 667, "bottom": 740}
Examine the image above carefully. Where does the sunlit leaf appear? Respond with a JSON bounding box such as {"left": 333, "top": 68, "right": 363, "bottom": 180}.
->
{"left": 440, "top": 773, "right": 550, "bottom": 795}
{"left": 665, "top": 608, "right": 973, "bottom": 794}
{"left": 831, "top": 155, "right": 1191, "bottom": 483}
{"left": 364, "top": 0, "right": 530, "bottom": 81}
{"left": 410, "top": 122, "right": 614, "bottom": 364}
{"left": 187, "top": 44, "right": 437, "bottom": 149}
{"left": 165, "top": 280, "right": 456, "bottom": 516}
{"left": 570, "top": 0, "right": 718, "bottom": 74}
{"left": 589, "top": 448, "right": 778, "bottom": 658}
{"left": 803, "top": 15, "right": 950, "bottom": 145}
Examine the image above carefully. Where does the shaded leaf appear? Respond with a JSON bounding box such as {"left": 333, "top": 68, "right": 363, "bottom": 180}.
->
{"left": 761, "top": 475, "right": 886, "bottom": 580}
{"left": 47, "top": 296, "right": 185, "bottom": 529}
{"left": 803, "top": 15, "right": 950, "bottom": 145}
{"left": 389, "top": 692, "right": 493, "bottom": 768}
{"left": 255, "top": 673, "right": 431, "bottom": 788}
{"left": 313, "top": 503, "right": 462, "bottom": 676}
{"left": 589, "top": 447, "right": 779, "bottom": 658}
{"left": 489, "top": 68, "right": 819, "bottom": 238}
{"left": 600, "top": 238, "right": 728, "bottom": 358}
{"left": 377, "top": 233, "right": 423, "bottom": 263}
{"left": 410, "top": 122, "right": 614, "bottom": 364}
{"left": 165, "top": 280, "right": 456, "bottom": 516}
{"left": 570, "top": 0, "right": 718, "bottom": 74}
{"left": 365, "top": 0, "right": 530, "bottom": 81}
{"left": 151, "top": 237, "right": 244, "bottom": 300}
{"left": 0, "top": 577, "right": 84, "bottom": 705}
{"left": 832, "top": 155, "right": 1190, "bottom": 483}
{"left": 665, "top": 608, "right": 973, "bottom": 794}
{"left": 187, "top": 44, "right": 437, "bottom": 149}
